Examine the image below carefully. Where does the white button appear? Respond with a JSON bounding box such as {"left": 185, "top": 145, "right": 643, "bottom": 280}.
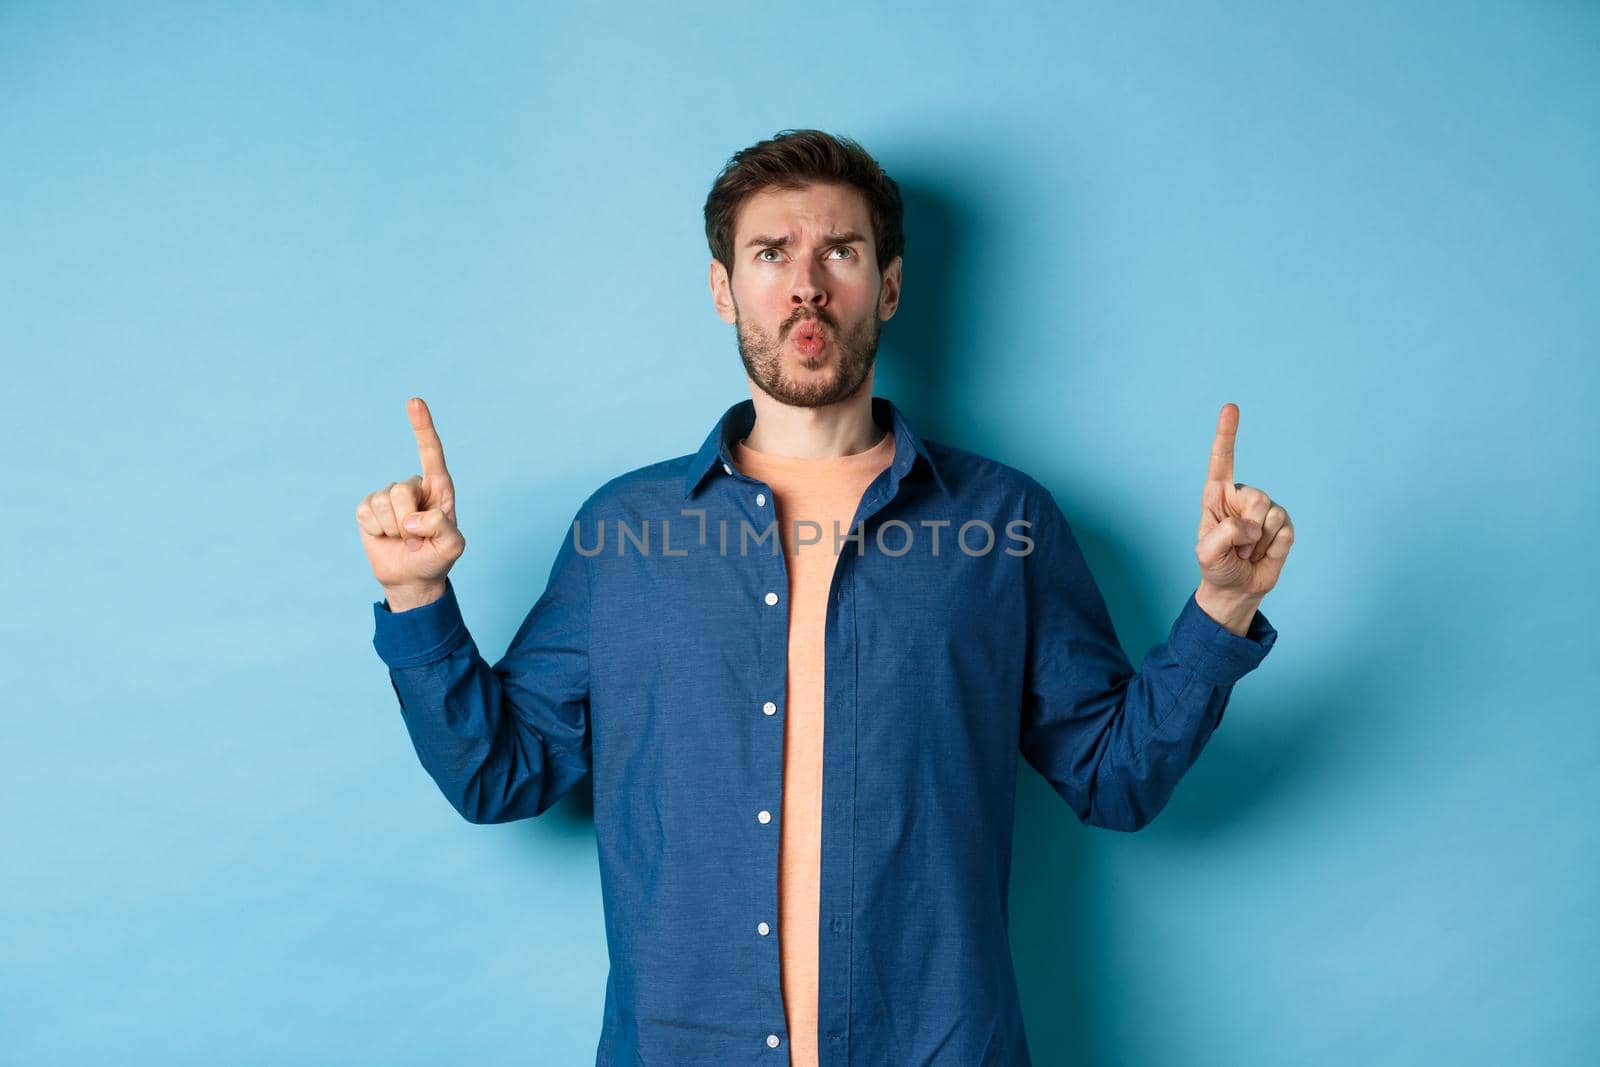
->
{"left": 756, "top": 492, "right": 766, "bottom": 506}
{"left": 767, "top": 1034, "right": 780, "bottom": 1048}
{"left": 758, "top": 809, "right": 771, "bottom": 824}
{"left": 762, "top": 701, "right": 776, "bottom": 715}
{"left": 722, "top": 462, "right": 732, "bottom": 475}
{"left": 764, "top": 591, "right": 778, "bottom": 606}
{"left": 758, "top": 922, "right": 770, "bottom": 935}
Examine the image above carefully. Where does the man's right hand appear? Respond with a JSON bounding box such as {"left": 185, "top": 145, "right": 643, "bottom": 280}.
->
{"left": 356, "top": 396, "right": 466, "bottom": 610}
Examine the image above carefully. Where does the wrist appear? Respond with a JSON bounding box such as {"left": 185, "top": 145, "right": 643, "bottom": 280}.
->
{"left": 1194, "top": 581, "right": 1261, "bottom": 637}
{"left": 383, "top": 580, "right": 446, "bottom": 613}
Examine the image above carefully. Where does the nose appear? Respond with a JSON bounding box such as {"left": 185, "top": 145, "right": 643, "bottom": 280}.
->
{"left": 788, "top": 257, "right": 828, "bottom": 312}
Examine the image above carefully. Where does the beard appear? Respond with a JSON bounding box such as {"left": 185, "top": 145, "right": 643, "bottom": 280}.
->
{"left": 733, "top": 299, "right": 881, "bottom": 408}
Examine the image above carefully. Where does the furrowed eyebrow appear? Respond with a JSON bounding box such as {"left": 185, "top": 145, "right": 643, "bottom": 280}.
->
{"left": 744, "top": 230, "right": 868, "bottom": 249}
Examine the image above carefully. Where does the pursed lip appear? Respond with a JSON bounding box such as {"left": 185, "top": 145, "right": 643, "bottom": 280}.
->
{"left": 788, "top": 316, "right": 829, "bottom": 341}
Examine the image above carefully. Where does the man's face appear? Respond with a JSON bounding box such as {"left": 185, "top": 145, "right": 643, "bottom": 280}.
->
{"left": 710, "top": 182, "right": 902, "bottom": 408}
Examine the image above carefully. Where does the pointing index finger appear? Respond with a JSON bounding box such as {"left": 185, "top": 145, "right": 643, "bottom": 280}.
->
{"left": 408, "top": 396, "right": 450, "bottom": 478}
{"left": 1206, "top": 402, "right": 1239, "bottom": 485}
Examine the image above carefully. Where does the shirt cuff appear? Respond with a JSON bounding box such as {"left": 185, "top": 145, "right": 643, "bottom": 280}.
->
{"left": 372, "top": 577, "right": 470, "bottom": 669}
{"left": 1166, "top": 591, "right": 1278, "bottom": 687}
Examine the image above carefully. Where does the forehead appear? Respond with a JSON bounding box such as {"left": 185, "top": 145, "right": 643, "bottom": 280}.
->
{"left": 733, "top": 182, "right": 872, "bottom": 242}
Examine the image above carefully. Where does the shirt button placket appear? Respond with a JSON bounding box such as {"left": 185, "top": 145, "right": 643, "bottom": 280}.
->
{"left": 747, "top": 478, "right": 785, "bottom": 1052}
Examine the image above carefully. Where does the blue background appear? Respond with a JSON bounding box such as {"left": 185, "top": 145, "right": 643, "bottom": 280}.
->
{"left": 4, "top": 2, "right": 1596, "bottom": 1064}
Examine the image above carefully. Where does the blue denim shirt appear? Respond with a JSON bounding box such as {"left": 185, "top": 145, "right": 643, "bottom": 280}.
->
{"left": 372, "top": 395, "right": 1277, "bottom": 1065}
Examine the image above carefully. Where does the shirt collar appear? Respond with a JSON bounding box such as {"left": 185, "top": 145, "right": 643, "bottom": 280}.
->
{"left": 683, "top": 395, "right": 949, "bottom": 500}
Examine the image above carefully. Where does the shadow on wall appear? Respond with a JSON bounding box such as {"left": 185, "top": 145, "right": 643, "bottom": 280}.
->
{"left": 1010, "top": 507, "right": 1410, "bottom": 1063}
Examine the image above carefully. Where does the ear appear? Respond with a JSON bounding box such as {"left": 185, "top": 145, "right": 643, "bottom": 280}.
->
{"left": 876, "top": 254, "right": 903, "bottom": 322}
{"left": 709, "top": 258, "right": 737, "bottom": 324}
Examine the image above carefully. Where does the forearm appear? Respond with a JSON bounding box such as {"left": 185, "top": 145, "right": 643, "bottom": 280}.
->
{"left": 1073, "top": 590, "right": 1271, "bottom": 830}
{"left": 387, "top": 638, "right": 581, "bottom": 825}
{"left": 373, "top": 579, "right": 586, "bottom": 824}
{"left": 1018, "top": 487, "right": 1279, "bottom": 833}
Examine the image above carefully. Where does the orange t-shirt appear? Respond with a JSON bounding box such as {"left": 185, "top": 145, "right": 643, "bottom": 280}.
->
{"left": 730, "top": 427, "right": 896, "bottom": 1067}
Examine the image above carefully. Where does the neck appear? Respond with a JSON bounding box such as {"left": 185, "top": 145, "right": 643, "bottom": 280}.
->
{"left": 742, "top": 373, "right": 885, "bottom": 459}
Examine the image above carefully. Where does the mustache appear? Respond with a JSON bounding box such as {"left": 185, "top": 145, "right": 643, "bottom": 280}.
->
{"left": 785, "top": 311, "right": 834, "bottom": 334}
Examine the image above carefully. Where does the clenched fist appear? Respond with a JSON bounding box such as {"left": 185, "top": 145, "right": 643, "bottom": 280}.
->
{"left": 355, "top": 397, "right": 466, "bottom": 610}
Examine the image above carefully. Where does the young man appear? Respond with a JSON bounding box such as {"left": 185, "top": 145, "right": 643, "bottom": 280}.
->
{"left": 356, "top": 129, "right": 1293, "bottom": 1066}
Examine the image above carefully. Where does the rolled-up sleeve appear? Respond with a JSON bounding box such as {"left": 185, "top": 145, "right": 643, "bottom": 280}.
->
{"left": 372, "top": 505, "right": 594, "bottom": 824}
{"left": 1018, "top": 486, "right": 1277, "bottom": 832}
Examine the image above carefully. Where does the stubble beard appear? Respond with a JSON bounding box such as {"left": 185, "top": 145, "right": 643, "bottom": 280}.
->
{"left": 734, "top": 299, "right": 881, "bottom": 409}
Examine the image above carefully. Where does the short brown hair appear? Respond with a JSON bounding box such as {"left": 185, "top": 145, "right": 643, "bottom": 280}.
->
{"left": 703, "top": 128, "right": 905, "bottom": 280}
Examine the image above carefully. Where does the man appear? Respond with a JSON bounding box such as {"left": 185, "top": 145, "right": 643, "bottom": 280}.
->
{"left": 356, "top": 129, "right": 1293, "bottom": 1066}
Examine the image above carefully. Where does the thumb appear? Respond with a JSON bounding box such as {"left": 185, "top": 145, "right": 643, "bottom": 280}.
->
{"left": 1196, "top": 515, "right": 1260, "bottom": 569}
{"left": 400, "top": 508, "right": 463, "bottom": 547}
